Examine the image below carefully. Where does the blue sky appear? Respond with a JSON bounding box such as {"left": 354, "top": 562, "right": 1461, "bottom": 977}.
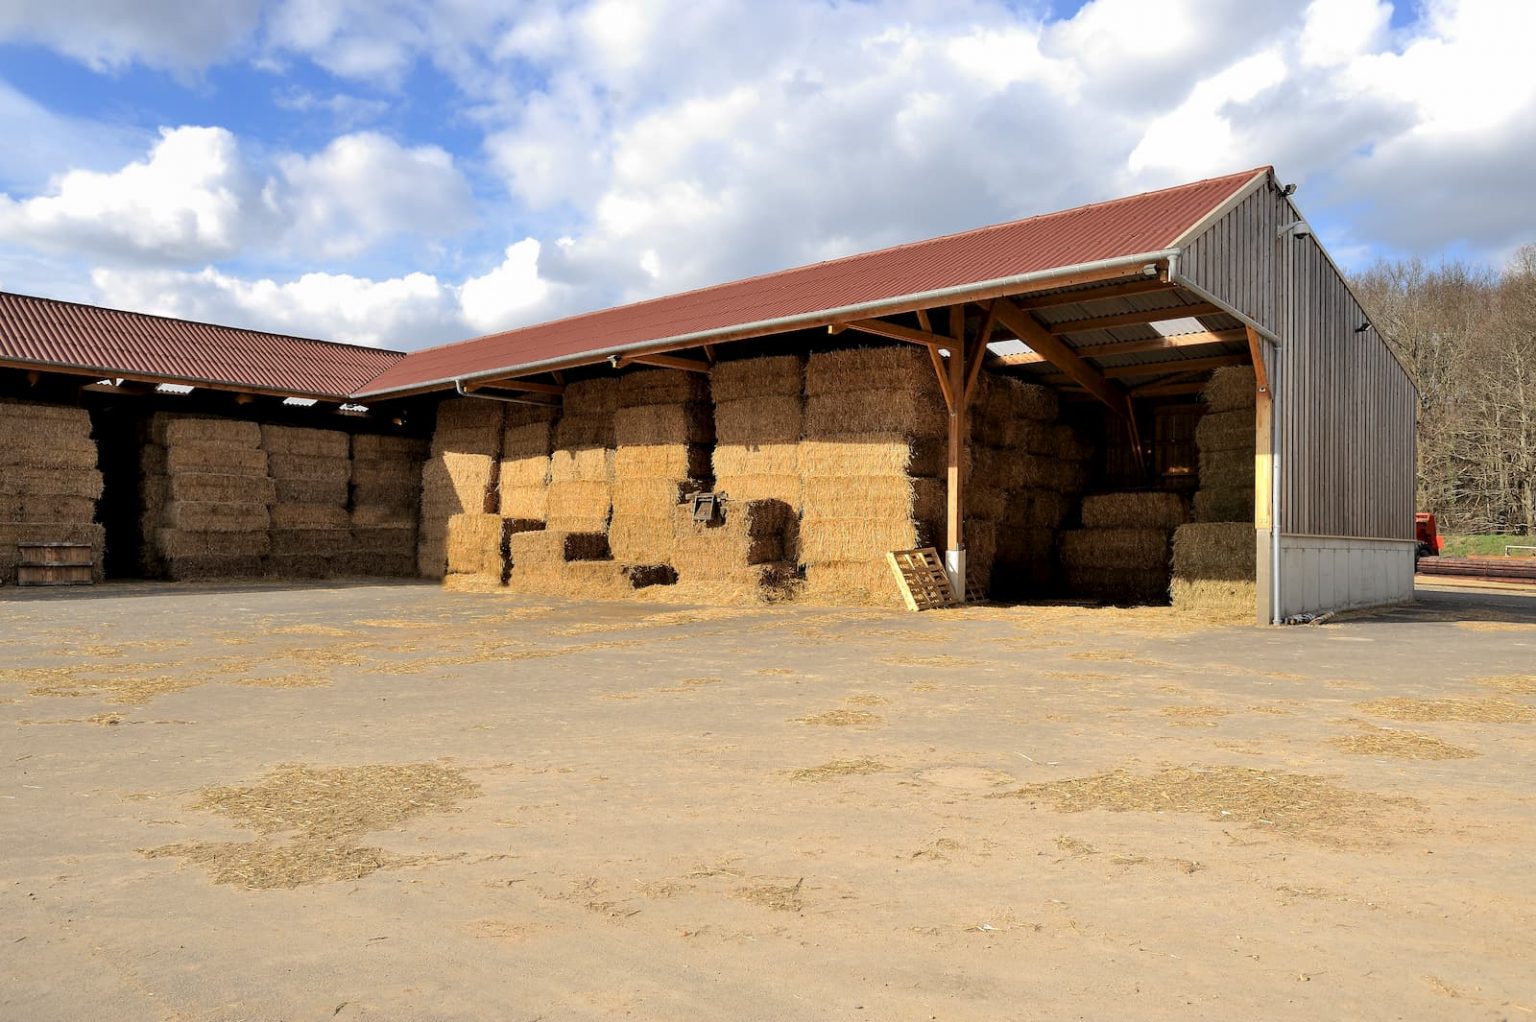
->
{"left": 0, "top": 0, "right": 1532, "bottom": 349}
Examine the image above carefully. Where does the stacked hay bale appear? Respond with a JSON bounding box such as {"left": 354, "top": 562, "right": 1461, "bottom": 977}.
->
{"left": 1170, "top": 522, "right": 1256, "bottom": 621}
{"left": 141, "top": 414, "right": 271, "bottom": 580}
{"left": 497, "top": 404, "right": 557, "bottom": 523}
{"left": 546, "top": 377, "right": 619, "bottom": 535}
{"left": 261, "top": 425, "right": 351, "bottom": 578}
{"left": 419, "top": 399, "right": 505, "bottom": 579}
{"left": 507, "top": 529, "right": 616, "bottom": 595}
{"left": 1193, "top": 366, "right": 1257, "bottom": 523}
{"left": 1060, "top": 491, "right": 1187, "bottom": 604}
{"left": 968, "top": 374, "right": 1087, "bottom": 598}
{"left": 445, "top": 512, "right": 509, "bottom": 584}
{"left": 711, "top": 355, "right": 805, "bottom": 510}
{"left": 0, "top": 400, "right": 104, "bottom": 584}
{"left": 347, "top": 433, "right": 427, "bottom": 576}
{"left": 672, "top": 499, "right": 799, "bottom": 601}
{"left": 799, "top": 346, "right": 946, "bottom": 606}
{"left": 609, "top": 370, "right": 713, "bottom": 566}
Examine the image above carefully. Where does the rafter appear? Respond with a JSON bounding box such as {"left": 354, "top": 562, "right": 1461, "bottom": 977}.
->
{"left": 991, "top": 298, "right": 1130, "bottom": 419}
{"left": 989, "top": 327, "right": 1244, "bottom": 368}
{"left": 613, "top": 352, "right": 712, "bottom": 373}
{"left": 1245, "top": 325, "right": 1270, "bottom": 394}
{"left": 1035, "top": 353, "right": 1249, "bottom": 385}
{"left": 465, "top": 377, "right": 564, "bottom": 395}
{"left": 833, "top": 318, "right": 946, "bottom": 348}
{"left": 1013, "top": 277, "right": 1178, "bottom": 312}
{"left": 1048, "top": 301, "right": 1222, "bottom": 336}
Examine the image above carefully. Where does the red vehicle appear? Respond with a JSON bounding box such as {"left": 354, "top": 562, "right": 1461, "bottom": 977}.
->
{"left": 1415, "top": 513, "right": 1444, "bottom": 560}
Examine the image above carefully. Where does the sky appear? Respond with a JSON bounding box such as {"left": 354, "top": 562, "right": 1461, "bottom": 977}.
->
{"left": 0, "top": 0, "right": 1532, "bottom": 350}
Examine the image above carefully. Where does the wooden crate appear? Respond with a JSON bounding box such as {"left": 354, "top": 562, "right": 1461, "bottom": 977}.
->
{"left": 16, "top": 543, "right": 96, "bottom": 587}
{"left": 887, "top": 547, "right": 959, "bottom": 611}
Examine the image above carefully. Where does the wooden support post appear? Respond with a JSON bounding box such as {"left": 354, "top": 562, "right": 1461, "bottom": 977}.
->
{"left": 945, "top": 305, "right": 967, "bottom": 597}
{"left": 1253, "top": 333, "right": 1275, "bottom": 627}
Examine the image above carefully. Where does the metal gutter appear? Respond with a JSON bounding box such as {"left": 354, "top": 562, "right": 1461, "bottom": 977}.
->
{"left": 351, "top": 251, "right": 1182, "bottom": 399}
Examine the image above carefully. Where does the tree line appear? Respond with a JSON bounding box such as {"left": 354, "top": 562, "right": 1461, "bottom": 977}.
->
{"left": 1351, "top": 247, "right": 1536, "bottom": 536}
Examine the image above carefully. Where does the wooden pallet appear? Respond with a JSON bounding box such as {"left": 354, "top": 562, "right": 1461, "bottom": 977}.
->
{"left": 887, "top": 548, "right": 960, "bottom": 611}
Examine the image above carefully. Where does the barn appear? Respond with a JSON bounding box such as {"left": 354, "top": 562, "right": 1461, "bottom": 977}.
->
{"left": 0, "top": 167, "right": 1416, "bottom": 623}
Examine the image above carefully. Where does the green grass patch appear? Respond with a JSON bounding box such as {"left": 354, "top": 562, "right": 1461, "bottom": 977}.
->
{"left": 1439, "top": 534, "right": 1535, "bottom": 558}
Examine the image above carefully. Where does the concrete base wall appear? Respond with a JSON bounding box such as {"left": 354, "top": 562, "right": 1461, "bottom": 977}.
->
{"left": 1267, "top": 534, "right": 1414, "bottom": 621}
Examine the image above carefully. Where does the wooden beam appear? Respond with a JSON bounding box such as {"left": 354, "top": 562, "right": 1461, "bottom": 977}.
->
{"left": 915, "top": 309, "right": 932, "bottom": 332}
{"left": 946, "top": 305, "right": 966, "bottom": 567}
{"left": 1061, "top": 380, "right": 1208, "bottom": 400}
{"left": 614, "top": 352, "right": 712, "bottom": 374}
{"left": 835, "top": 318, "right": 946, "bottom": 348}
{"left": 702, "top": 343, "right": 718, "bottom": 366}
{"left": 1048, "top": 302, "right": 1222, "bottom": 336}
{"left": 1245, "top": 325, "right": 1270, "bottom": 394}
{"left": 962, "top": 303, "right": 994, "bottom": 408}
{"left": 1013, "top": 278, "right": 1179, "bottom": 311}
{"left": 990, "top": 327, "right": 1245, "bottom": 367}
{"left": 991, "top": 299, "right": 1130, "bottom": 419}
{"left": 466, "top": 377, "right": 564, "bottom": 396}
{"left": 929, "top": 345, "right": 955, "bottom": 414}
{"left": 1034, "top": 353, "right": 1249, "bottom": 386}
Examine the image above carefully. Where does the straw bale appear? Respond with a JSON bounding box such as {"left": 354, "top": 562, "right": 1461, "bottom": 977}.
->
{"left": 421, "top": 453, "right": 494, "bottom": 512}
{"left": 1203, "top": 365, "right": 1257, "bottom": 412}
{"left": 164, "top": 556, "right": 265, "bottom": 581}
{"left": 672, "top": 501, "right": 792, "bottom": 577}
{"left": 270, "top": 504, "right": 350, "bottom": 529}
{"left": 502, "top": 421, "right": 553, "bottom": 459}
{"left": 351, "top": 505, "right": 416, "bottom": 529}
{"left": 714, "top": 473, "right": 801, "bottom": 507}
{"left": 549, "top": 447, "right": 613, "bottom": 483}
{"left": 156, "top": 529, "right": 271, "bottom": 558}
{"left": 1010, "top": 489, "right": 1071, "bottom": 529}
{"left": 351, "top": 433, "right": 429, "bottom": 460}
{"left": 2, "top": 466, "right": 104, "bottom": 499}
{"left": 417, "top": 535, "right": 447, "bottom": 579}
{"left": 1081, "top": 491, "right": 1188, "bottom": 530}
{"left": 350, "top": 526, "right": 416, "bottom": 551}
{"left": 434, "top": 398, "right": 505, "bottom": 435}
{"left": 263, "top": 553, "right": 336, "bottom": 579}
{"left": 0, "top": 436, "right": 97, "bottom": 469}
{"left": 711, "top": 355, "right": 804, "bottom": 402}
{"left": 805, "top": 345, "right": 937, "bottom": 396}
{"left": 267, "top": 453, "right": 350, "bottom": 482}
{"left": 978, "top": 375, "right": 1058, "bottom": 426}
{"left": 1170, "top": 579, "right": 1257, "bottom": 620}
{"left": 613, "top": 403, "right": 713, "bottom": 445}
{"left": 714, "top": 394, "right": 802, "bottom": 444}
{"left": 553, "top": 414, "right": 613, "bottom": 450}
{"left": 714, "top": 443, "right": 799, "bottom": 478}
{"left": 1172, "top": 522, "right": 1256, "bottom": 581}
{"left": 1193, "top": 488, "right": 1254, "bottom": 523}
{"left": 797, "top": 435, "right": 943, "bottom": 479}
{"left": 0, "top": 400, "right": 92, "bottom": 424}
{"left": 966, "top": 519, "right": 997, "bottom": 581}
{"left": 333, "top": 551, "right": 417, "bottom": 578}
{"left": 501, "top": 402, "right": 559, "bottom": 428}
{"left": 510, "top": 530, "right": 610, "bottom": 565}
{"left": 562, "top": 376, "right": 621, "bottom": 414}
{"left": 0, "top": 494, "right": 97, "bottom": 523}
{"left": 801, "top": 560, "right": 903, "bottom": 607}
{"left": 1199, "top": 448, "right": 1256, "bottom": 491}
{"left": 612, "top": 477, "right": 692, "bottom": 516}
{"left": 804, "top": 388, "right": 944, "bottom": 438}
{"left": 446, "top": 513, "right": 507, "bottom": 578}
{"left": 499, "top": 485, "right": 547, "bottom": 520}
{"left": 800, "top": 475, "right": 941, "bottom": 523}
{"left": 972, "top": 446, "right": 1023, "bottom": 491}
{"left": 160, "top": 502, "right": 270, "bottom": 533}
{"left": 1064, "top": 565, "right": 1171, "bottom": 604}
{"left": 153, "top": 472, "right": 275, "bottom": 505}
{"left": 351, "top": 482, "right": 417, "bottom": 508}
{"left": 1016, "top": 455, "right": 1074, "bottom": 492}
{"left": 613, "top": 444, "right": 709, "bottom": 481}
{"left": 0, "top": 521, "right": 103, "bottom": 556}
{"left": 1196, "top": 409, "right": 1255, "bottom": 453}
{"left": 546, "top": 480, "right": 611, "bottom": 524}
{"left": 260, "top": 424, "right": 349, "bottom": 458}
{"left": 1059, "top": 528, "right": 1171, "bottom": 570}
{"left": 155, "top": 443, "right": 268, "bottom": 476}
{"left": 273, "top": 476, "right": 348, "bottom": 507}
{"left": 799, "top": 518, "right": 930, "bottom": 563}
{"left": 152, "top": 415, "right": 261, "bottom": 448}
{"left": 509, "top": 561, "right": 626, "bottom": 597}
{"left": 269, "top": 528, "right": 352, "bottom": 556}
{"left": 609, "top": 515, "right": 676, "bottom": 564}
{"left": 498, "top": 455, "right": 550, "bottom": 491}
{"left": 350, "top": 461, "right": 420, "bottom": 488}
{"left": 617, "top": 368, "right": 709, "bottom": 408}
{"left": 968, "top": 485, "right": 1006, "bottom": 523}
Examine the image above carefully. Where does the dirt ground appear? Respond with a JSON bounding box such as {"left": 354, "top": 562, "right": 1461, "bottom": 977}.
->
{"left": 3, "top": 580, "right": 1535, "bottom": 1021}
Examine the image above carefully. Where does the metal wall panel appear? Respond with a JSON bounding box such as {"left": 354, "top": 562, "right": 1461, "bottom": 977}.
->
{"left": 1180, "top": 179, "right": 1417, "bottom": 543}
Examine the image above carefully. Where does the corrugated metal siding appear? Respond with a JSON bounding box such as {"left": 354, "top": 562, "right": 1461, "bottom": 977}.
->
{"left": 359, "top": 169, "right": 1267, "bottom": 396}
{"left": 1182, "top": 180, "right": 1417, "bottom": 542}
{"left": 0, "top": 291, "right": 405, "bottom": 399}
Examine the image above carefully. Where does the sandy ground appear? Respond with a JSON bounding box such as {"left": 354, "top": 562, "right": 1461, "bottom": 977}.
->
{"left": 2, "top": 580, "right": 1535, "bottom": 1021}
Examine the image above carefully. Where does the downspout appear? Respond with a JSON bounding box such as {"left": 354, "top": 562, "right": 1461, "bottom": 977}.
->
{"left": 1271, "top": 352, "right": 1282, "bottom": 624}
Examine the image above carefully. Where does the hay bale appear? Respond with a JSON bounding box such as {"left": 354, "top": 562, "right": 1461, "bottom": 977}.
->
{"left": 1170, "top": 579, "right": 1258, "bottom": 620}
{"left": 260, "top": 424, "right": 349, "bottom": 458}
{"left": 497, "top": 456, "right": 550, "bottom": 491}
{"left": 162, "top": 502, "right": 270, "bottom": 532}
{"left": 800, "top": 476, "right": 942, "bottom": 523}
{"left": 421, "top": 454, "right": 494, "bottom": 511}
{"left": 968, "top": 485, "right": 1006, "bottom": 523}
{"left": 502, "top": 421, "right": 553, "bottom": 458}
{"left": 1193, "top": 488, "right": 1255, "bottom": 523}
{"left": 805, "top": 345, "right": 936, "bottom": 396}
{"left": 270, "top": 504, "right": 349, "bottom": 529}
{"left": 0, "top": 494, "right": 98, "bottom": 523}
{"left": 1172, "top": 523, "right": 1256, "bottom": 581}
{"left": 1059, "top": 528, "right": 1171, "bottom": 570}
{"left": 0, "top": 400, "right": 92, "bottom": 423}
{"left": 617, "top": 368, "right": 708, "bottom": 408}
{"left": 802, "top": 560, "right": 903, "bottom": 607}
{"left": 156, "top": 529, "right": 271, "bottom": 558}
{"left": 2, "top": 466, "right": 104, "bottom": 499}
{"left": 446, "top": 513, "right": 507, "bottom": 578}
{"left": 352, "top": 434, "right": 429, "bottom": 460}
{"left": 609, "top": 515, "right": 676, "bottom": 564}
{"left": 275, "top": 478, "right": 349, "bottom": 506}
{"left": 263, "top": 553, "right": 335, "bottom": 578}
{"left": 0, "top": 438, "right": 97, "bottom": 470}
{"left": 267, "top": 454, "right": 350, "bottom": 482}
{"left": 151, "top": 415, "right": 261, "bottom": 448}
{"left": 268, "top": 528, "right": 351, "bottom": 556}
{"left": 710, "top": 355, "right": 804, "bottom": 402}
{"left": 352, "top": 505, "right": 415, "bottom": 529}
{"left": 1195, "top": 409, "right": 1255, "bottom": 453}
{"left": 612, "top": 478, "right": 692, "bottom": 516}
{"left": 0, "top": 522, "right": 105, "bottom": 584}
{"left": 549, "top": 447, "right": 613, "bottom": 483}
{"left": 509, "top": 530, "right": 610, "bottom": 565}
{"left": 714, "top": 395, "right": 802, "bottom": 444}
{"left": 1203, "top": 366, "right": 1257, "bottom": 412}
{"left": 804, "top": 389, "right": 945, "bottom": 438}
{"left": 799, "top": 518, "right": 933, "bottom": 564}
{"left": 1198, "top": 448, "right": 1256, "bottom": 491}
{"left": 155, "top": 443, "right": 268, "bottom": 476}
{"left": 545, "top": 481, "right": 611, "bottom": 526}
{"left": 1081, "top": 492, "right": 1188, "bottom": 530}
{"left": 672, "top": 500, "right": 795, "bottom": 578}
{"left": 1064, "top": 565, "right": 1171, "bottom": 604}
{"left": 164, "top": 556, "right": 265, "bottom": 580}
{"left": 350, "top": 526, "right": 416, "bottom": 550}
{"left": 797, "top": 435, "right": 943, "bottom": 479}
{"left": 158, "top": 472, "right": 276, "bottom": 505}
{"left": 613, "top": 444, "right": 709, "bottom": 481}
{"left": 613, "top": 403, "right": 713, "bottom": 445}
{"left": 499, "top": 485, "right": 548, "bottom": 520}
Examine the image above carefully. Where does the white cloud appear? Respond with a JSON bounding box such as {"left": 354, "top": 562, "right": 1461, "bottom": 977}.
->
{"left": 0, "top": 0, "right": 260, "bottom": 71}
{"left": 458, "top": 239, "right": 552, "bottom": 334}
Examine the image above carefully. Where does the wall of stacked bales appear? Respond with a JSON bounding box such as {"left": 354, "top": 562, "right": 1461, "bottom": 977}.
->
{"left": 1060, "top": 492, "right": 1188, "bottom": 604}
{"left": 349, "top": 434, "right": 427, "bottom": 577}
{"left": 0, "top": 399, "right": 104, "bottom": 584}
{"left": 1170, "top": 366, "right": 1258, "bottom": 619}
{"left": 419, "top": 399, "right": 503, "bottom": 579}
{"left": 263, "top": 425, "right": 351, "bottom": 578}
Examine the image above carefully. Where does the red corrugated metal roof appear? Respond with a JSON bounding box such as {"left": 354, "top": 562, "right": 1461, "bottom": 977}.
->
{"left": 356, "top": 167, "right": 1267, "bottom": 397}
{"left": 0, "top": 291, "right": 405, "bottom": 399}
